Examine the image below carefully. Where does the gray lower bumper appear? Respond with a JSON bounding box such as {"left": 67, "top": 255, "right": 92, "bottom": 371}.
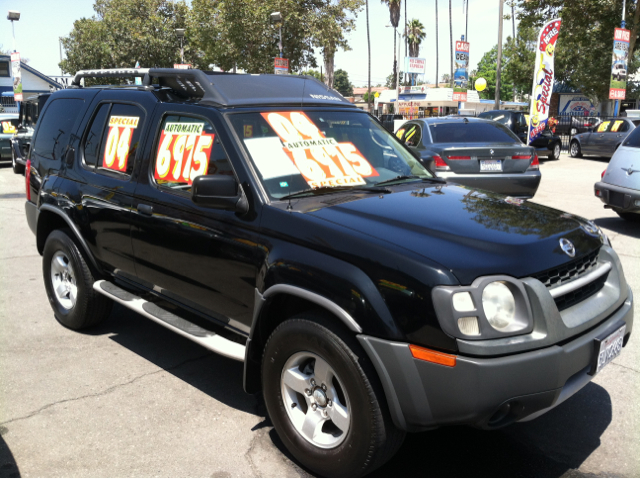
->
{"left": 359, "top": 289, "right": 633, "bottom": 432}
{"left": 439, "top": 171, "right": 541, "bottom": 198}
{"left": 595, "top": 181, "right": 640, "bottom": 213}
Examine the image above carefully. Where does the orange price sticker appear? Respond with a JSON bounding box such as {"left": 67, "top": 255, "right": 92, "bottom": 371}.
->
{"left": 154, "top": 122, "right": 214, "bottom": 184}
{"left": 102, "top": 116, "right": 140, "bottom": 172}
{"left": 261, "top": 111, "right": 378, "bottom": 188}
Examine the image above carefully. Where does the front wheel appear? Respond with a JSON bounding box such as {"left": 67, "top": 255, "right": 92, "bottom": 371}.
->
{"left": 549, "top": 142, "right": 561, "bottom": 160}
{"left": 570, "top": 140, "right": 582, "bottom": 158}
{"left": 262, "top": 314, "right": 404, "bottom": 477}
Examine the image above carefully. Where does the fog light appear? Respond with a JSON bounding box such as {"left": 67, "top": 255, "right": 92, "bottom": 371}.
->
{"left": 458, "top": 316, "right": 480, "bottom": 336}
{"left": 452, "top": 292, "right": 475, "bottom": 312}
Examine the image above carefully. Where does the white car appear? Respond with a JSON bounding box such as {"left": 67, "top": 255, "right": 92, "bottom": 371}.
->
{"left": 612, "top": 63, "right": 627, "bottom": 81}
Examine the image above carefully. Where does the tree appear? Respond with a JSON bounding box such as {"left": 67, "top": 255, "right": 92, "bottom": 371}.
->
{"left": 474, "top": 46, "right": 514, "bottom": 101}
{"left": 385, "top": 69, "right": 405, "bottom": 88}
{"left": 515, "top": 0, "right": 640, "bottom": 102}
{"left": 441, "top": 73, "right": 451, "bottom": 83}
{"left": 502, "top": 26, "right": 537, "bottom": 100}
{"left": 60, "top": 0, "right": 191, "bottom": 77}
{"left": 302, "top": 69, "right": 323, "bottom": 81}
{"left": 381, "top": 0, "right": 402, "bottom": 91}
{"left": 334, "top": 68, "right": 354, "bottom": 96}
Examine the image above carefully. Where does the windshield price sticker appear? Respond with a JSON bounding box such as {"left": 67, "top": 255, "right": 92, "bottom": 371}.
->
{"left": 103, "top": 116, "right": 140, "bottom": 172}
{"left": 597, "top": 121, "right": 611, "bottom": 133}
{"left": 261, "top": 111, "right": 378, "bottom": 188}
{"left": 610, "top": 120, "right": 625, "bottom": 132}
{"left": 154, "top": 122, "right": 213, "bottom": 184}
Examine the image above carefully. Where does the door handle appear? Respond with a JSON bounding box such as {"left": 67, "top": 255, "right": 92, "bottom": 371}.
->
{"left": 137, "top": 204, "right": 153, "bottom": 216}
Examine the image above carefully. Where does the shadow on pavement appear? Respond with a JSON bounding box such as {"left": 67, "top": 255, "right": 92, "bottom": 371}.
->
{"left": 0, "top": 427, "right": 21, "bottom": 478}
{"left": 372, "top": 382, "right": 612, "bottom": 477}
{"left": 593, "top": 216, "right": 640, "bottom": 239}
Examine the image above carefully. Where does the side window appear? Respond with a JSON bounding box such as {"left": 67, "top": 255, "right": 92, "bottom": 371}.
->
{"left": 33, "top": 99, "right": 84, "bottom": 160}
{"left": 152, "top": 114, "right": 233, "bottom": 196}
{"left": 95, "top": 103, "right": 145, "bottom": 176}
{"left": 611, "top": 120, "right": 629, "bottom": 133}
{"left": 404, "top": 124, "right": 422, "bottom": 147}
{"left": 82, "top": 103, "right": 110, "bottom": 168}
{"left": 596, "top": 121, "right": 612, "bottom": 133}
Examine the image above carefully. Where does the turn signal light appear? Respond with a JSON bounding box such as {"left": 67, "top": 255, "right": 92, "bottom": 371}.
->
{"left": 433, "top": 155, "right": 450, "bottom": 170}
{"left": 527, "top": 153, "right": 539, "bottom": 171}
{"left": 25, "top": 159, "right": 31, "bottom": 201}
{"left": 409, "top": 345, "right": 457, "bottom": 367}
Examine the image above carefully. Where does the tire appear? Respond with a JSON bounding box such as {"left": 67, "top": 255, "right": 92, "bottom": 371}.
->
{"left": 262, "top": 313, "right": 405, "bottom": 477}
{"left": 43, "top": 229, "right": 113, "bottom": 330}
{"left": 614, "top": 208, "right": 640, "bottom": 221}
{"left": 570, "top": 140, "right": 582, "bottom": 158}
{"left": 12, "top": 154, "right": 25, "bottom": 175}
{"left": 548, "top": 142, "right": 561, "bottom": 160}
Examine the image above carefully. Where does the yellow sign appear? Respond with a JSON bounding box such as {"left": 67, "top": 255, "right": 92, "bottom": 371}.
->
{"left": 374, "top": 91, "right": 380, "bottom": 98}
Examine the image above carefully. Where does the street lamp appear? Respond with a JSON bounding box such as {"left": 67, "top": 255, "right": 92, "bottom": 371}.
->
{"left": 386, "top": 25, "right": 402, "bottom": 115}
{"left": 7, "top": 10, "right": 20, "bottom": 53}
{"left": 270, "top": 12, "right": 283, "bottom": 58}
{"left": 175, "top": 28, "right": 185, "bottom": 64}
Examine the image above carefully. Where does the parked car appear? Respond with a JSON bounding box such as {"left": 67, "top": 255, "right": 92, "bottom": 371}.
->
{"left": 570, "top": 117, "right": 640, "bottom": 159}
{"left": 395, "top": 117, "right": 541, "bottom": 198}
{"left": 0, "top": 113, "right": 19, "bottom": 163}
{"left": 478, "top": 110, "right": 563, "bottom": 160}
{"left": 10, "top": 93, "right": 50, "bottom": 174}
{"left": 594, "top": 123, "right": 640, "bottom": 221}
{"left": 25, "top": 68, "right": 633, "bottom": 477}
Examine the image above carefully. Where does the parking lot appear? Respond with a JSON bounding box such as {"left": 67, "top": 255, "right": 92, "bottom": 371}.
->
{"left": 0, "top": 154, "right": 638, "bottom": 478}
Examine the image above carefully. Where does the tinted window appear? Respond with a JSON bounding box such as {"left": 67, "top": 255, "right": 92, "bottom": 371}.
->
{"left": 403, "top": 124, "right": 422, "bottom": 147}
{"left": 0, "top": 61, "right": 9, "bottom": 77}
{"left": 33, "top": 99, "right": 84, "bottom": 160}
{"left": 595, "top": 120, "right": 613, "bottom": 133}
{"left": 95, "top": 103, "right": 145, "bottom": 176}
{"left": 82, "top": 104, "right": 110, "bottom": 168}
{"left": 1, "top": 118, "right": 19, "bottom": 133}
{"left": 633, "top": 120, "right": 640, "bottom": 127}
{"left": 478, "top": 112, "right": 511, "bottom": 126}
{"left": 152, "top": 114, "right": 231, "bottom": 196}
{"left": 622, "top": 124, "right": 640, "bottom": 147}
{"left": 610, "top": 120, "right": 630, "bottom": 133}
{"left": 429, "top": 121, "right": 520, "bottom": 143}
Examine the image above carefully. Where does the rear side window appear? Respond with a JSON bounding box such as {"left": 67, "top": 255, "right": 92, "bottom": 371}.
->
{"left": 622, "top": 124, "right": 640, "bottom": 147}
{"left": 430, "top": 121, "right": 520, "bottom": 143}
{"left": 95, "top": 103, "right": 145, "bottom": 176}
{"left": 33, "top": 99, "right": 84, "bottom": 160}
{"left": 610, "top": 120, "right": 629, "bottom": 133}
{"left": 403, "top": 124, "right": 422, "bottom": 147}
{"left": 82, "top": 104, "right": 110, "bottom": 168}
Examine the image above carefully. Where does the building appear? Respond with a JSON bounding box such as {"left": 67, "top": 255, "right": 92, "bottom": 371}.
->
{"left": 0, "top": 55, "right": 62, "bottom": 113}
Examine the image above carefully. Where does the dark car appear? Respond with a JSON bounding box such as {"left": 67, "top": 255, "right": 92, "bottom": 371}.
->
{"left": 10, "top": 93, "right": 50, "bottom": 174}
{"left": 24, "top": 68, "right": 633, "bottom": 477}
{"left": 555, "top": 116, "right": 602, "bottom": 137}
{"left": 479, "top": 110, "right": 563, "bottom": 160}
{"left": 570, "top": 117, "right": 640, "bottom": 159}
{"left": 0, "top": 113, "right": 19, "bottom": 163}
{"left": 395, "top": 117, "right": 541, "bottom": 198}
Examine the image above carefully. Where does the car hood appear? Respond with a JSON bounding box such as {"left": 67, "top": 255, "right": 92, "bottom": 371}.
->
{"left": 308, "top": 183, "right": 602, "bottom": 284}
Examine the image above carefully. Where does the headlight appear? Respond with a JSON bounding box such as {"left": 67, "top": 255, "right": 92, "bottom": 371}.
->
{"left": 482, "top": 281, "right": 518, "bottom": 331}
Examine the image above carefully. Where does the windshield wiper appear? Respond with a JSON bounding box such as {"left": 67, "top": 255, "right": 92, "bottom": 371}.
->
{"left": 374, "top": 175, "right": 446, "bottom": 187}
{"left": 280, "top": 185, "right": 391, "bottom": 200}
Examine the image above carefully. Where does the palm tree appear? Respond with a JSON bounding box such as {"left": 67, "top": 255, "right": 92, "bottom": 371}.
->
{"left": 435, "top": 0, "right": 439, "bottom": 87}
{"left": 381, "top": 0, "right": 401, "bottom": 88}
{"left": 367, "top": 0, "right": 372, "bottom": 112}
{"left": 449, "top": 0, "right": 453, "bottom": 88}
{"left": 405, "top": 18, "right": 426, "bottom": 84}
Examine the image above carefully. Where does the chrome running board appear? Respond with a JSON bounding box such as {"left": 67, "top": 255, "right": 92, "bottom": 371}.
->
{"left": 548, "top": 262, "right": 612, "bottom": 299}
{"left": 93, "top": 280, "right": 245, "bottom": 361}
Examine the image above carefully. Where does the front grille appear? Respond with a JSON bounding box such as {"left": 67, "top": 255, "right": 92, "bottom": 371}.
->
{"left": 531, "top": 249, "right": 599, "bottom": 288}
{"left": 553, "top": 272, "right": 608, "bottom": 311}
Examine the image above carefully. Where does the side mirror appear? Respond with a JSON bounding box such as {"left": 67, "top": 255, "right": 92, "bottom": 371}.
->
{"left": 192, "top": 175, "right": 249, "bottom": 214}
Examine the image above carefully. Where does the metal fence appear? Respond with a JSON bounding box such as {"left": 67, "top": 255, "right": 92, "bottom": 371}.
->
{"left": 553, "top": 112, "right": 602, "bottom": 152}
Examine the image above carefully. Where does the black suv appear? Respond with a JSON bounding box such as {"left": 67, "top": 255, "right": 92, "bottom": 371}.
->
{"left": 24, "top": 69, "right": 633, "bottom": 477}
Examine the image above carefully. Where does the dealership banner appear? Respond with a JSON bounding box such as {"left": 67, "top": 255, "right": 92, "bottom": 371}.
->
{"left": 527, "top": 18, "right": 562, "bottom": 145}
{"left": 609, "top": 28, "right": 630, "bottom": 100}
{"left": 11, "top": 52, "right": 22, "bottom": 102}
{"left": 405, "top": 57, "right": 426, "bottom": 75}
{"left": 453, "top": 41, "right": 470, "bottom": 101}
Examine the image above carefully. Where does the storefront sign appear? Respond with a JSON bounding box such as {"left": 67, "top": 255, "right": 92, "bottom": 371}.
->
{"left": 405, "top": 57, "right": 426, "bottom": 75}
{"left": 11, "top": 52, "right": 22, "bottom": 102}
{"left": 453, "top": 41, "right": 470, "bottom": 101}
{"left": 609, "top": 28, "right": 630, "bottom": 100}
{"left": 528, "top": 18, "right": 562, "bottom": 145}
{"left": 274, "top": 57, "right": 289, "bottom": 75}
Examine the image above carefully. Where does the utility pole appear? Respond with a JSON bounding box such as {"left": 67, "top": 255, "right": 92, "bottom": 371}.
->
{"left": 495, "top": 0, "right": 504, "bottom": 110}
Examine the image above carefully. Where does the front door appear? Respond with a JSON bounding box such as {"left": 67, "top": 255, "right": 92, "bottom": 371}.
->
{"left": 130, "top": 104, "right": 260, "bottom": 333}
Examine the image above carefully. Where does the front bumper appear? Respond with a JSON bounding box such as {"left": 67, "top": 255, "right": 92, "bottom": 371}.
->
{"left": 359, "top": 287, "right": 633, "bottom": 432}
{"left": 595, "top": 181, "right": 640, "bottom": 213}
{"left": 438, "top": 170, "right": 541, "bottom": 198}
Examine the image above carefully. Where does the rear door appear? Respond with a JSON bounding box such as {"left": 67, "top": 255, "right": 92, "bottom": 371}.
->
{"left": 586, "top": 120, "right": 612, "bottom": 156}
{"left": 603, "top": 119, "right": 632, "bottom": 156}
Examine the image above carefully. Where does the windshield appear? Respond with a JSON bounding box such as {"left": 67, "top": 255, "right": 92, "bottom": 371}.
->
{"left": 229, "top": 110, "right": 432, "bottom": 199}
{"left": 478, "top": 112, "right": 511, "bottom": 126}
{"left": 429, "top": 121, "right": 520, "bottom": 143}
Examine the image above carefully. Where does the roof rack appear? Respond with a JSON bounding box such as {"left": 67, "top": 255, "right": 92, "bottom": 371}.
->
{"left": 70, "top": 68, "right": 355, "bottom": 108}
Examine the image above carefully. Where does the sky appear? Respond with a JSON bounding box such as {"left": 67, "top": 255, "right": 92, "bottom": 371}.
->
{"left": 0, "top": 0, "right": 519, "bottom": 86}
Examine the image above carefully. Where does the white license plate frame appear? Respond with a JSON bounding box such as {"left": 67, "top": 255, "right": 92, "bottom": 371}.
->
{"left": 590, "top": 323, "right": 626, "bottom": 375}
{"left": 480, "top": 159, "right": 502, "bottom": 172}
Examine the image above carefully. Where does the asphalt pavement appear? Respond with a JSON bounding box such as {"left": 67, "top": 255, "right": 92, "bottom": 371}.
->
{"left": 0, "top": 154, "right": 638, "bottom": 477}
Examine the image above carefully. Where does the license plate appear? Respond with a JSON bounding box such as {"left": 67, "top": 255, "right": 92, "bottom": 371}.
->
{"left": 480, "top": 159, "right": 502, "bottom": 171}
{"left": 591, "top": 325, "right": 626, "bottom": 375}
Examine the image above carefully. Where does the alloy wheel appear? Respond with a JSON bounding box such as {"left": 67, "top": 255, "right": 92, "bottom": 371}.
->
{"left": 50, "top": 251, "right": 78, "bottom": 310}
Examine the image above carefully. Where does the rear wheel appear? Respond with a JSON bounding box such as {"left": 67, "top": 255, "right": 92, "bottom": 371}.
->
{"left": 570, "top": 140, "right": 582, "bottom": 158}
{"left": 43, "top": 229, "right": 113, "bottom": 330}
{"left": 262, "top": 313, "right": 405, "bottom": 477}
{"left": 12, "top": 154, "right": 24, "bottom": 175}
{"left": 548, "top": 142, "right": 561, "bottom": 160}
